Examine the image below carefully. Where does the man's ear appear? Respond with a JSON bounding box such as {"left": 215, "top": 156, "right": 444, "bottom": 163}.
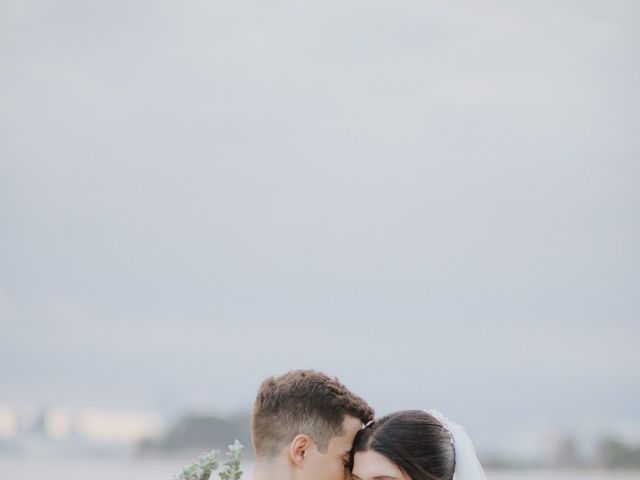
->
{"left": 289, "top": 434, "right": 312, "bottom": 466}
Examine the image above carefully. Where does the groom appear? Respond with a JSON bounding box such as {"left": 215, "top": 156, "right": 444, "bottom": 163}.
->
{"left": 251, "top": 370, "right": 374, "bottom": 480}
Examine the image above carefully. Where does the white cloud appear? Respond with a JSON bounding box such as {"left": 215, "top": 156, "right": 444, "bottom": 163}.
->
{"left": 0, "top": 289, "right": 11, "bottom": 323}
{"left": 0, "top": 0, "right": 638, "bottom": 453}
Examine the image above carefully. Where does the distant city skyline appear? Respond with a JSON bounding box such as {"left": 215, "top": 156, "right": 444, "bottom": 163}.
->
{"left": 1, "top": 401, "right": 638, "bottom": 468}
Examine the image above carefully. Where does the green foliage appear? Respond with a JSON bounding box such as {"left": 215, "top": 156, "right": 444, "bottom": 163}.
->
{"left": 175, "top": 441, "right": 244, "bottom": 480}
{"left": 175, "top": 450, "right": 219, "bottom": 480}
{"left": 220, "top": 440, "right": 244, "bottom": 480}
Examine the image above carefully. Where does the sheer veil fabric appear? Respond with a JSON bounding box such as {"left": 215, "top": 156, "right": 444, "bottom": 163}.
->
{"left": 426, "top": 410, "right": 487, "bottom": 480}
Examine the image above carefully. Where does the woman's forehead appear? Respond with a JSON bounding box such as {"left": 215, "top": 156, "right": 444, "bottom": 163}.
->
{"left": 352, "top": 450, "right": 408, "bottom": 479}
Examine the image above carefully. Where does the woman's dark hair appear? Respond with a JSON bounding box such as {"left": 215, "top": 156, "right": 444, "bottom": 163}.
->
{"left": 350, "top": 410, "right": 455, "bottom": 480}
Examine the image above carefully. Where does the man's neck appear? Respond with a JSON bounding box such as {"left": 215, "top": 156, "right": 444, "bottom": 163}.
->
{"left": 253, "top": 456, "right": 291, "bottom": 480}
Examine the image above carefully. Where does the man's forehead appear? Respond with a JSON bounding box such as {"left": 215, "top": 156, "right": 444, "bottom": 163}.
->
{"left": 342, "top": 415, "right": 366, "bottom": 433}
{"left": 332, "top": 415, "right": 365, "bottom": 446}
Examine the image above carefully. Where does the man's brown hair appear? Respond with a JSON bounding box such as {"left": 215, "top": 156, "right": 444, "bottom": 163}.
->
{"left": 251, "top": 370, "right": 374, "bottom": 459}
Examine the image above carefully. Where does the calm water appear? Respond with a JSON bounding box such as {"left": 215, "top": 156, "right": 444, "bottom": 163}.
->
{"left": 0, "top": 458, "right": 638, "bottom": 480}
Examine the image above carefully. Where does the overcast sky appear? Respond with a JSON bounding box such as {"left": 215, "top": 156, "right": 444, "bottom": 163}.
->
{"left": 1, "top": 0, "right": 639, "bottom": 453}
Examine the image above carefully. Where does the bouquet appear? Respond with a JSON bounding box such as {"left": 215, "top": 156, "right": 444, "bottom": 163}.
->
{"left": 175, "top": 440, "right": 243, "bottom": 480}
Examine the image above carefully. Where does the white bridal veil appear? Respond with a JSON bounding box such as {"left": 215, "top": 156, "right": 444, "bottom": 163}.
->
{"left": 426, "top": 410, "right": 487, "bottom": 480}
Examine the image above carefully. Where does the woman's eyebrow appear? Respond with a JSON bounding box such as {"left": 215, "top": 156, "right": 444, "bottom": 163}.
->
{"left": 352, "top": 476, "right": 398, "bottom": 480}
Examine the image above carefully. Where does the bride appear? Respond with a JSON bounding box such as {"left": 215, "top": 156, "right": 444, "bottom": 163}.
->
{"left": 350, "top": 409, "right": 487, "bottom": 480}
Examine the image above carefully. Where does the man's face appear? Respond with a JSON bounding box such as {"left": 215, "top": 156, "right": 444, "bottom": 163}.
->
{"left": 299, "top": 415, "right": 362, "bottom": 480}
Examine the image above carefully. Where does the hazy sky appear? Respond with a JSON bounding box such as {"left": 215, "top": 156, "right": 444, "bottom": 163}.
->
{"left": 1, "top": 0, "right": 639, "bottom": 453}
